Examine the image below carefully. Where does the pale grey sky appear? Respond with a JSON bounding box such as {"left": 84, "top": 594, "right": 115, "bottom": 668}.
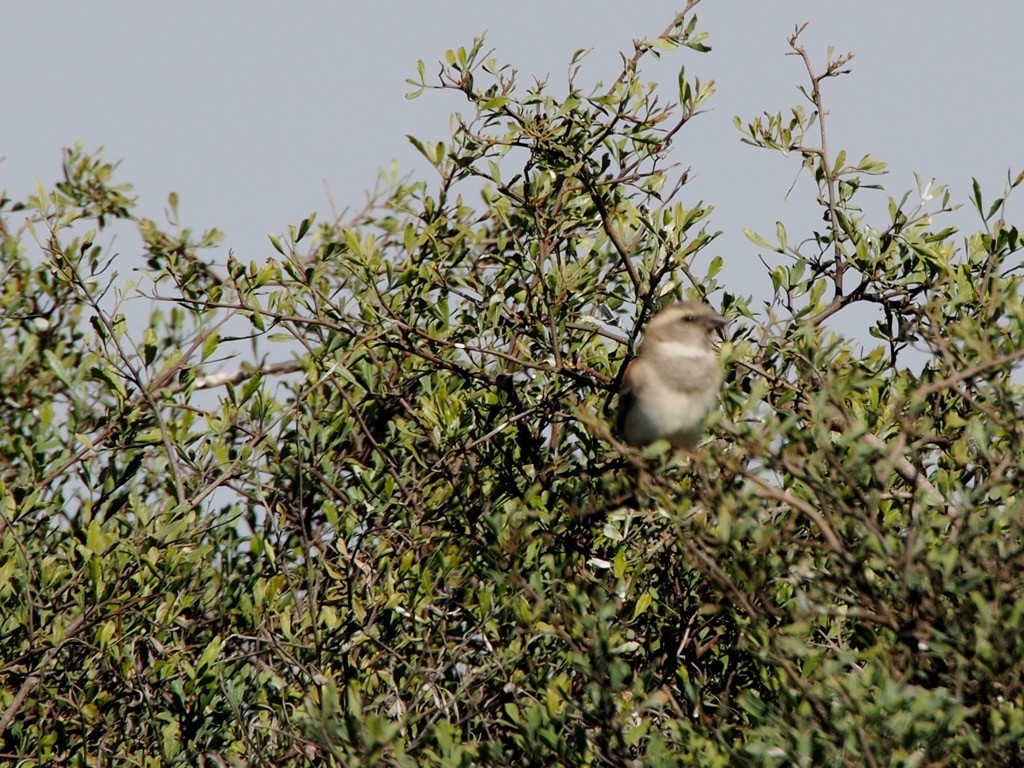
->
{"left": 3, "top": 2, "right": 1022, "bottom": 306}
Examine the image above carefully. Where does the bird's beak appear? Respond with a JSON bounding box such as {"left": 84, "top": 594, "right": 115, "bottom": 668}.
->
{"left": 709, "top": 312, "right": 728, "bottom": 328}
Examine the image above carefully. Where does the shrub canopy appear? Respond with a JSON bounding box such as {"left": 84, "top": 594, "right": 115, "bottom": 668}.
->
{"left": 2, "top": 6, "right": 1024, "bottom": 766}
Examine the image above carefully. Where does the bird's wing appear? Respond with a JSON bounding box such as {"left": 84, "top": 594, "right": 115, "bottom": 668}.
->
{"left": 614, "top": 359, "right": 641, "bottom": 437}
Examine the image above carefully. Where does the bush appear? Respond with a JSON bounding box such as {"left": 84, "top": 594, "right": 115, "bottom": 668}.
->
{"left": 2, "top": 6, "right": 1023, "bottom": 766}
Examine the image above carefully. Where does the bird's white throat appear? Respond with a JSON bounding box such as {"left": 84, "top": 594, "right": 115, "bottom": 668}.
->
{"left": 650, "top": 340, "right": 712, "bottom": 358}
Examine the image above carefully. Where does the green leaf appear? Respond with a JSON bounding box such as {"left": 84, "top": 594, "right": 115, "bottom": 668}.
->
{"left": 632, "top": 591, "right": 653, "bottom": 619}
{"left": 296, "top": 213, "right": 315, "bottom": 242}
{"left": 143, "top": 327, "right": 158, "bottom": 366}
{"left": 197, "top": 636, "right": 223, "bottom": 672}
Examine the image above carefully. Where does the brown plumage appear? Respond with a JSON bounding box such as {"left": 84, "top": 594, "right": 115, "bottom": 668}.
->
{"left": 616, "top": 302, "right": 726, "bottom": 449}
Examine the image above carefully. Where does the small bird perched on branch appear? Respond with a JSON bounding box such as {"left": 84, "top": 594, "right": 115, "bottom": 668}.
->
{"left": 616, "top": 301, "right": 727, "bottom": 450}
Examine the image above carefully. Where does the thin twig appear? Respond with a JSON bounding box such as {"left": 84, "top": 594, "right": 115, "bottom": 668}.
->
{"left": 788, "top": 25, "right": 847, "bottom": 296}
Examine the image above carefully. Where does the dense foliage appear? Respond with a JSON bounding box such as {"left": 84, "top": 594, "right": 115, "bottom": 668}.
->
{"left": 3, "top": 5, "right": 1024, "bottom": 765}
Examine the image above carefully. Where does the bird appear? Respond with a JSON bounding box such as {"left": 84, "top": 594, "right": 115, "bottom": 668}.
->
{"left": 615, "top": 301, "right": 727, "bottom": 450}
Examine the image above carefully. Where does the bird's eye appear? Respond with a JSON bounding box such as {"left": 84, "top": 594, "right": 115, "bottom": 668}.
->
{"left": 682, "top": 314, "right": 695, "bottom": 323}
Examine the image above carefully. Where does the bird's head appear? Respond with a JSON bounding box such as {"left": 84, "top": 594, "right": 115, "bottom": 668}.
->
{"left": 643, "top": 301, "right": 727, "bottom": 347}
